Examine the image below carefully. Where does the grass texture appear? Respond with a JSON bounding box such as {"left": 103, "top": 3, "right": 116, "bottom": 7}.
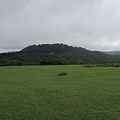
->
{"left": 0, "top": 65, "right": 120, "bottom": 120}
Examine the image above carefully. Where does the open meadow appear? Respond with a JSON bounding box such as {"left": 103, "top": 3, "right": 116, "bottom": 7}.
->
{"left": 0, "top": 65, "right": 120, "bottom": 120}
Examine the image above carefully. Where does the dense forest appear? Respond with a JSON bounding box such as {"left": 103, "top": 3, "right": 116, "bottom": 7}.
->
{"left": 0, "top": 43, "right": 120, "bottom": 66}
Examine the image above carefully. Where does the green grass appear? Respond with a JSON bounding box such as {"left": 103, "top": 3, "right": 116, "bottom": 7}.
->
{"left": 0, "top": 65, "right": 120, "bottom": 120}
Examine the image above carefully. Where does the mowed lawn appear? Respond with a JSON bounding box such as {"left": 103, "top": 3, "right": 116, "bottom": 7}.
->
{"left": 0, "top": 65, "right": 120, "bottom": 120}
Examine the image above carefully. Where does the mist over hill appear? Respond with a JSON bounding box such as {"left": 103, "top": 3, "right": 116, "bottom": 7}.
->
{"left": 0, "top": 43, "right": 120, "bottom": 66}
{"left": 103, "top": 51, "right": 120, "bottom": 55}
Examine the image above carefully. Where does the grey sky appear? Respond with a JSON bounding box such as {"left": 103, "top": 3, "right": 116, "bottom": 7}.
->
{"left": 0, "top": 0, "right": 120, "bottom": 53}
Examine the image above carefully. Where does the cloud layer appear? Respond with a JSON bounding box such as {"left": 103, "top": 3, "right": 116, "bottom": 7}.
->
{"left": 0, "top": 0, "right": 120, "bottom": 52}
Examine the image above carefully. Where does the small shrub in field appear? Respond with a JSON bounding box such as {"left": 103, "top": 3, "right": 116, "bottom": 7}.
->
{"left": 58, "top": 72, "right": 67, "bottom": 76}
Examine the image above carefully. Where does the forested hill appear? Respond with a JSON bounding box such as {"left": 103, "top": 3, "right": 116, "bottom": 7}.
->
{"left": 0, "top": 43, "right": 120, "bottom": 66}
{"left": 21, "top": 44, "right": 74, "bottom": 53}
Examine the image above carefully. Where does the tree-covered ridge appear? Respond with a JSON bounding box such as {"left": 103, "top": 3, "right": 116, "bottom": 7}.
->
{"left": 0, "top": 43, "right": 120, "bottom": 66}
{"left": 21, "top": 43, "right": 75, "bottom": 53}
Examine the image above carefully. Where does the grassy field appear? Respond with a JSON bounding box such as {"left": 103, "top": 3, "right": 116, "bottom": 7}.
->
{"left": 0, "top": 65, "right": 120, "bottom": 120}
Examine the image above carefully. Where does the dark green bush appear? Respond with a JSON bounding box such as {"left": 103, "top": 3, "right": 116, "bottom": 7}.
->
{"left": 58, "top": 72, "right": 67, "bottom": 76}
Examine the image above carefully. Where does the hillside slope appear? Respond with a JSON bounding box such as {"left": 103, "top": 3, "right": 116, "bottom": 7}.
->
{"left": 0, "top": 43, "right": 120, "bottom": 66}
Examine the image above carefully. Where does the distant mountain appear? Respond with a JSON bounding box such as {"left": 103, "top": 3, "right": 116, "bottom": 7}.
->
{"left": 0, "top": 43, "right": 120, "bottom": 66}
{"left": 103, "top": 51, "right": 120, "bottom": 55}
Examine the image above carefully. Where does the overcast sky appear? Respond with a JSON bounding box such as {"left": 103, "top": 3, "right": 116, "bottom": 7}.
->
{"left": 0, "top": 0, "right": 120, "bottom": 53}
